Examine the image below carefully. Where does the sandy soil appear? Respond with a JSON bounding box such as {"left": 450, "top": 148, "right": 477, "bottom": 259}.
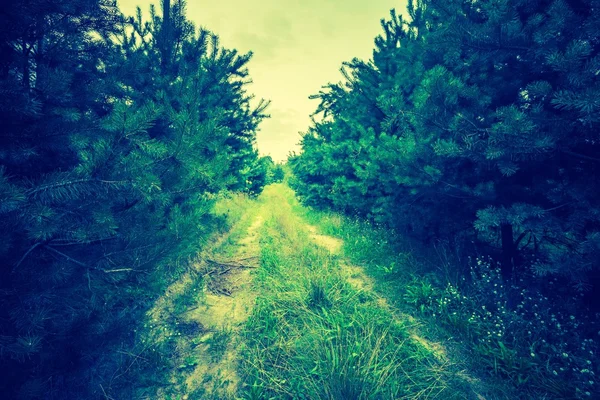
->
{"left": 181, "top": 216, "right": 264, "bottom": 397}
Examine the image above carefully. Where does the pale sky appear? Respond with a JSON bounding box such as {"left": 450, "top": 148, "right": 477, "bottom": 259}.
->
{"left": 117, "top": 0, "right": 407, "bottom": 162}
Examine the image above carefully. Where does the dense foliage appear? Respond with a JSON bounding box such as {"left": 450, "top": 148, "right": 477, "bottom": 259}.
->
{"left": 291, "top": 0, "right": 600, "bottom": 288}
{"left": 291, "top": 1, "right": 600, "bottom": 396}
{"left": 0, "top": 0, "right": 267, "bottom": 397}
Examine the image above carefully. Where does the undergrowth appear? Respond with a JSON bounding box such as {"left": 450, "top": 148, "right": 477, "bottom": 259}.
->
{"left": 299, "top": 201, "right": 600, "bottom": 399}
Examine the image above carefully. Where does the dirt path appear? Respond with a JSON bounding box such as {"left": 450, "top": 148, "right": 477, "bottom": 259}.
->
{"left": 145, "top": 184, "right": 487, "bottom": 399}
{"left": 307, "top": 224, "right": 375, "bottom": 292}
{"left": 146, "top": 210, "right": 263, "bottom": 399}
{"left": 180, "top": 215, "right": 263, "bottom": 397}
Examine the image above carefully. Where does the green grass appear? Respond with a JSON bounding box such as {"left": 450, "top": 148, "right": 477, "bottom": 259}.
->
{"left": 238, "top": 184, "right": 471, "bottom": 399}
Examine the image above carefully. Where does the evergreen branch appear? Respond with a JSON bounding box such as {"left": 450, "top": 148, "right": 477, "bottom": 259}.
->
{"left": 561, "top": 150, "right": 600, "bottom": 163}
{"left": 398, "top": 109, "right": 453, "bottom": 133}
{"left": 103, "top": 268, "right": 135, "bottom": 273}
{"left": 44, "top": 245, "right": 88, "bottom": 268}
{"left": 26, "top": 178, "right": 130, "bottom": 198}
{"left": 543, "top": 202, "right": 575, "bottom": 212}
{"left": 48, "top": 236, "right": 119, "bottom": 247}
{"left": 46, "top": 246, "right": 144, "bottom": 274}
{"left": 514, "top": 230, "right": 533, "bottom": 251}
{"left": 117, "top": 198, "right": 141, "bottom": 214}
{"left": 521, "top": 232, "right": 534, "bottom": 251}
{"left": 455, "top": 113, "right": 487, "bottom": 133}
{"left": 99, "top": 384, "right": 115, "bottom": 400}
{"left": 437, "top": 191, "right": 474, "bottom": 199}
{"left": 99, "top": 243, "right": 156, "bottom": 260}
{"left": 168, "top": 184, "right": 206, "bottom": 195}
{"left": 140, "top": 155, "right": 174, "bottom": 169}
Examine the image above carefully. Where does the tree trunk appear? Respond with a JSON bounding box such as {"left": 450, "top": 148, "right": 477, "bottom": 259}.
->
{"left": 500, "top": 223, "right": 514, "bottom": 280}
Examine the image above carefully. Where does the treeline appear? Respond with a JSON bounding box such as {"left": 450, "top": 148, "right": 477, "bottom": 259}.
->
{"left": 291, "top": 0, "right": 600, "bottom": 289}
{"left": 0, "top": 0, "right": 268, "bottom": 397}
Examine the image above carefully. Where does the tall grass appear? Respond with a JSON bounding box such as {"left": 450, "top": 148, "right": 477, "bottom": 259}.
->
{"left": 238, "top": 184, "right": 470, "bottom": 399}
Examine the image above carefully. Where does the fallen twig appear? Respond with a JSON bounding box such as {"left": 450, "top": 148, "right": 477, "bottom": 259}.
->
{"left": 206, "top": 258, "right": 258, "bottom": 269}
{"left": 235, "top": 255, "right": 259, "bottom": 262}
{"left": 212, "top": 287, "right": 232, "bottom": 297}
{"left": 202, "top": 268, "right": 218, "bottom": 277}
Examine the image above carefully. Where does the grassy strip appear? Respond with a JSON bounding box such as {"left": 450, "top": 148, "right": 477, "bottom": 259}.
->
{"left": 238, "top": 185, "right": 470, "bottom": 399}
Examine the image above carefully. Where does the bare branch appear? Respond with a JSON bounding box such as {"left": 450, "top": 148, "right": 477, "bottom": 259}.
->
{"left": 44, "top": 245, "right": 88, "bottom": 267}
{"left": 13, "top": 242, "right": 42, "bottom": 271}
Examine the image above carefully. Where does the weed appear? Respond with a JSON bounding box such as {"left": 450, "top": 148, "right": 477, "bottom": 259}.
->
{"left": 207, "top": 328, "right": 232, "bottom": 363}
{"left": 307, "top": 278, "right": 332, "bottom": 309}
{"left": 403, "top": 279, "right": 436, "bottom": 310}
{"left": 178, "top": 355, "right": 199, "bottom": 370}
{"left": 240, "top": 381, "right": 267, "bottom": 400}
{"left": 401, "top": 256, "right": 600, "bottom": 398}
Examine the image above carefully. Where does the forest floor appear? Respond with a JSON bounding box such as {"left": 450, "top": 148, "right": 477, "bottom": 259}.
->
{"left": 145, "top": 183, "right": 499, "bottom": 399}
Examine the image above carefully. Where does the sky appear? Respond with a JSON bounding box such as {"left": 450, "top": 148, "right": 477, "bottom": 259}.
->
{"left": 117, "top": 0, "right": 407, "bottom": 162}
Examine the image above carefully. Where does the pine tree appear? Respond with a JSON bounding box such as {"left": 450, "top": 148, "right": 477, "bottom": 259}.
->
{"left": 0, "top": 1, "right": 268, "bottom": 397}
{"left": 292, "top": 0, "right": 600, "bottom": 288}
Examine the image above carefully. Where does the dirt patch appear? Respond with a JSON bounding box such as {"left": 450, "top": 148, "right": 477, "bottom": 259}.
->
{"left": 410, "top": 333, "right": 448, "bottom": 361}
{"left": 307, "top": 225, "right": 343, "bottom": 254}
{"left": 340, "top": 262, "right": 373, "bottom": 291}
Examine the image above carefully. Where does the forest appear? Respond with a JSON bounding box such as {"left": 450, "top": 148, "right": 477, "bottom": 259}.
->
{"left": 1, "top": 0, "right": 599, "bottom": 399}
